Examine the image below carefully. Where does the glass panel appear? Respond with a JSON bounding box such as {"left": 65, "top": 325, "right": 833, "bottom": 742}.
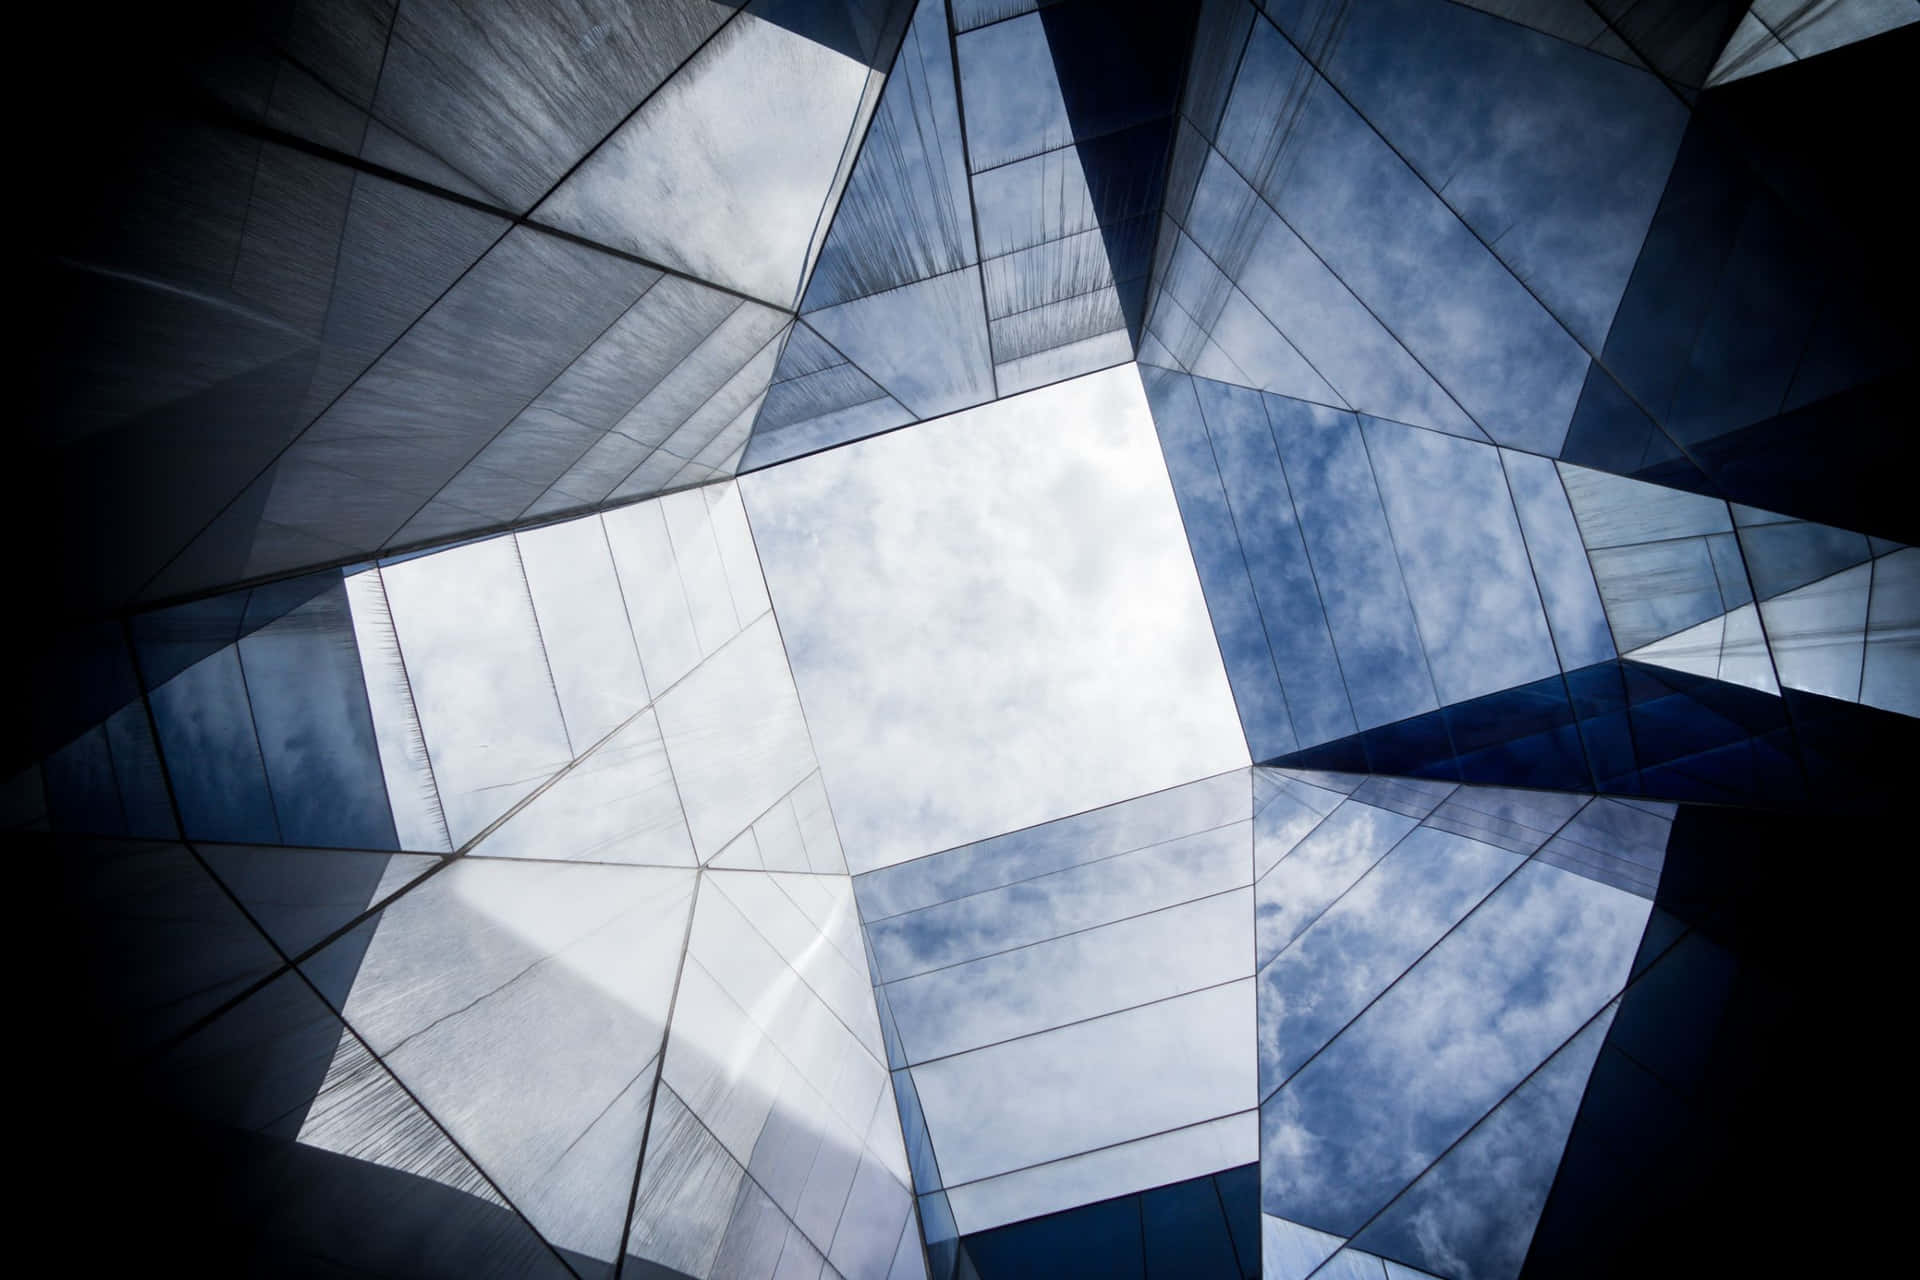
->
{"left": 1176, "top": 146, "right": 1481, "bottom": 438}
{"left": 602, "top": 497, "right": 703, "bottom": 693}
{"left": 343, "top": 567, "right": 452, "bottom": 852}
{"left": 626, "top": 305, "right": 791, "bottom": 474}
{"left": 1736, "top": 516, "right": 1872, "bottom": 601}
{"left": 238, "top": 576, "right": 399, "bottom": 849}
{"left": 803, "top": 0, "right": 974, "bottom": 309}
{"left": 956, "top": 13, "right": 1071, "bottom": 170}
{"left": 884, "top": 887, "right": 1254, "bottom": 1063}
{"left": 1314, "top": 1249, "right": 1392, "bottom": 1280}
{"left": 708, "top": 870, "right": 883, "bottom": 1059}
{"left": 1263, "top": 395, "right": 1439, "bottom": 730}
{"left": 1197, "top": 377, "right": 1357, "bottom": 748}
{"left": 1142, "top": 367, "right": 1301, "bottom": 763}
{"left": 830, "top": 1148, "right": 916, "bottom": 1280}
{"left": 1302, "top": 0, "right": 1687, "bottom": 349}
{"left": 1215, "top": 21, "right": 1587, "bottom": 454}
{"left": 910, "top": 979, "right": 1254, "bottom": 1186}
{"left": 948, "top": 1112, "right": 1256, "bottom": 1237}
{"left": 1756, "top": 0, "right": 1920, "bottom": 59}
{"left": 536, "top": 9, "right": 879, "bottom": 306}
{"left": 1255, "top": 800, "right": 1419, "bottom": 970}
{"left": 300, "top": 227, "right": 656, "bottom": 540}
{"left": 653, "top": 615, "right": 816, "bottom": 862}
{"left": 376, "top": 534, "right": 573, "bottom": 847}
{"left": 662, "top": 872, "right": 894, "bottom": 1260}
{"left": 514, "top": 516, "right": 651, "bottom": 749}
{"left": 803, "top": 267, "right": 997, "bottom": 419}
{"left": 745, "top": 323, "right": 915, "bottom": 469}
{"left": 868, "top": 821, "right": 1251, "bottom": 982}
{"left": 1156, "top": 231, "right": 1344, "bottom": 405}
{"left": 1557, "top": 463, "right": 1733, "bottom": 548}
{"left": 1533, "top": 797, "right": 1673, "bottom": 899}
{"left": 146, "top": 645, "right": 280, "bottom": 844}
{"left": 1260, "top": 1213, "right": 1343, "bottom": 1280}
{"left": 1185, "top": 0, "right": 1257, "bottom": 139}
{"left": 373, "top": 0, "right": 732, "bottom": 211}
{"left": 1361, "top": 418, "right": 1559, "bottom": 706}
{"left": 306, "top": 858, "right": 696, "bottom": 1269}
{"left": 1862, "top": 547, "right": 1920, "bottom": 717}
{"left": 1258, "top": 859, "right": 1649, "bottom": 1234}
{"left": 1351, "top": 1002, "right": 1618, "bottom": 1280}
{"left": 1501, "top": 450, "right": 1616, "bottom": 669}
{"left": 1760, "top": 561, "right": 1872, "bottom": 701}
{"left": 1587, "top": 538, "right": 1730, "bottom": 652}
{"left": 1252, "top": 770, "right": 1347, "bottom": 879}
{"left": 994, "top": 327, "right": 1134, "bottom": 397}
{"left": 465, "top": 709, "right": 695, "bottom": 867}
{"left": 1423, "top": 786, "right": 1590, "bottom": 856}
{"left": 197, "top": 844, "right": 440, "bottom": 957}
{"left": 973, "top": 127, "right": 1167, "bottom": 259}
{"left": 854, "top": 770, "right": 1250, "bottom": 922}
{"left": 626, "top": 1082, "right": 749, "bottom": 1277}
{"left": 1259, "top": 825, "right": 1520, "bottom": 1094}
{"left": 150, "top": 969, "right": 572, "bottom": 1277}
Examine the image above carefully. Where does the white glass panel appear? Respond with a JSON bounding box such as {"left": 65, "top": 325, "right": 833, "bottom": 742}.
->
{"left": 1256, "top": 801, "right": 1418, "bottom": 969}
{"left": 885, "top": 887, "right": 1254, "bottom": 1064}
{"left": 603, "top": 499, "right": 704, "bottom": 693}
{"left": 515, "top": 515, "right": 650, "bottom": 748}
{"left": 536, "top": 11, "right": 875, "bottom": 307}
{"left": 1262, "top": 1213, "right": 1344, "bottom": 1280}
{"left": 466, "top": 709, "right": 694, "bottom": 866}
{"left": 344, "top": 568, "right": 451, "bottom": 851}
{"left": 1762, "top": 561, "right": 1872, "bottom": 701}
{"left": 867, "top": 821, "right": 1251, "bottom": 981}
{"left": 947, "top": 1111, "right": 1257, "bottom": 1235}
{"left": 377, "top": 538, "right": 573, "bottom": 847}
{"left": 314, "top": 859, "right": 695, "bottom": 1267}
{"left": 655, "top": 614, "right": 815, "bottom": 861}
{"left": 910, "top": 979, "right": 1255, "bottom": 1185}
{"left": 1863, "top": 547, "right": 1920, "bottom": 716}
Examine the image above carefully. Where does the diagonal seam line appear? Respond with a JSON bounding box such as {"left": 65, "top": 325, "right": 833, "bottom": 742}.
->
{"left": 1495, "top": 447, "right": 1611, "bottom": 790}
{"left": 130, "top": 8, "right": 779, "bottom": 607}
{"left": 945, "top": 0, "right": 1002, "bottom": 399}
{"left": 1161, "top": 218, "right": 1358, "bottom": 415}
{"left": 1326, "top": 913, "right": 1703, "bottom": 1280}
{"left": 1186, "top": 376, "right": 1305, "bottom": 751}
{"left": 789, "top": 6, "right": 919, "bottom": 310}
{"left": 703, "top": 870, "right": 890, "bottom": 1070}
{"left": 1168, "top": 109, "right": 1488, "bottom": 445}
{"left": 613, "top": 873, "right": 701, "bottom": 1277}
{"left": 120, "top": 658, "right": 578, "bottom": 1274}
{"left": 847, "top": 761, "right": 1251, "bottom": 885}
{"left": 149, "top": 603, "right": 777, "bottom": 1051}
{"left": 1263, "top": 4, "right": 1699, "bottom": 461}
{"left": 899, "top": 972, "right": 1250, "bottom": 1073}
{"left": 934, "top": 1108, "right": 1256, "bottom": 1198}
{"left": 1258, "top": 793, "right": 1600, "bottom": 1107}
{"left": 859, "top": 810, "right": 1251, "bottom": 929}
{"left": 878, "top": 881, "right": 1252, "bottom": 994}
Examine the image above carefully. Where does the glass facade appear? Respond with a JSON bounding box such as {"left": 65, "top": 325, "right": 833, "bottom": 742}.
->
{"left": 14, "top": 2, "right": 1914, "bottom": 1277}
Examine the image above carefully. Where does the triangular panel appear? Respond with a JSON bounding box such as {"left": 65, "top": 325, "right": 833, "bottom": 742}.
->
{"left": 300, "top": 858, "right": 696, "bottom": 1276}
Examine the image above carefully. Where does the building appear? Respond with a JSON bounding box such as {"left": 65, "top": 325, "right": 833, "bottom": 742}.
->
{"left": 12, "top": 1, "right": 1915, "bottom": 1276}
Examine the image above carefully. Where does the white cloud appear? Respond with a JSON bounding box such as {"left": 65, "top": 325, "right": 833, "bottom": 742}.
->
{"left": 741, "top": 364, "right": 1249, "bottom": 872}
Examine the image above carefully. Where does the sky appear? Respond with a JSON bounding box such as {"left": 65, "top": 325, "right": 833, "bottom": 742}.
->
{"left": 740, "top": 363, "right": 1250, "bottom": 873}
